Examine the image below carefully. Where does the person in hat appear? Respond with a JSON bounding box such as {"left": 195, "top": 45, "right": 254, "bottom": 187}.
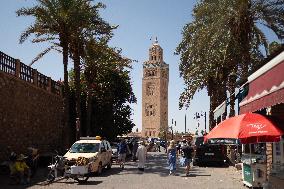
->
{"left": 167, "top": 140, "right": 178, "bottom": 175}
{"left": 136, "top": 141, "right": 147, "bottom": 171}
{"left": 15, "top": 154, "right": 31, "bottom": 184}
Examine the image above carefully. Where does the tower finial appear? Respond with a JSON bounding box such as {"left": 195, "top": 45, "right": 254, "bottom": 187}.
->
{"left": 155, "top": 37, "right": 158, "bottom": 44}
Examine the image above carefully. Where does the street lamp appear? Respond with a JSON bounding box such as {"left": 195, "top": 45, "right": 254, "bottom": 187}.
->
{"left": 169, "top": 119, "right": 176, "bottom": 140}
{"left": 194, "top": 111, "right": 207, "bottom": 135}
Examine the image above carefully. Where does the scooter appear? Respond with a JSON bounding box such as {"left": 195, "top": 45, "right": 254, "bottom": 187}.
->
{"left": 46, "top": 153, "right": 66, "bottom": 183}
{"left": 46, "top": 152, "right": 90, "bottom": 183}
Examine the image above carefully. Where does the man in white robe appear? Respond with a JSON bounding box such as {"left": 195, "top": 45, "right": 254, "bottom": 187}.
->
{"left": 136, "top": 141, "right": 147, "bottom": 171}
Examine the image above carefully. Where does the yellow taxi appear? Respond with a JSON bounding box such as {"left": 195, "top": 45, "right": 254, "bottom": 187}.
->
{"left": 64, "top": 136, "right": 112, "bottom": 175}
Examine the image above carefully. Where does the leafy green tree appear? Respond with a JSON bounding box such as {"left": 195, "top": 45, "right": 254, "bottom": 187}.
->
{"left": 67, "top": 1, "right": 114, "bottom": 138}
{"left": 176, "top": 0, "right": 284, "bottom": 129}
{"left": 69, "top": 39, "right": 136, "bottom": 140}
{"left": 268, "top": 41, "right": 282, "bottom": 55}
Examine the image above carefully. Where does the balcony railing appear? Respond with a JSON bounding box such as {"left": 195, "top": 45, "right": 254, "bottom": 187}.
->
{"left": 0, "top": 51, "right": 62, "bottom": 96}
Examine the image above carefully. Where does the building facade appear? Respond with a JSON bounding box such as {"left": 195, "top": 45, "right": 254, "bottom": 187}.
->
{"left": 142, "top": 39, "right": 169, "bottom": 138}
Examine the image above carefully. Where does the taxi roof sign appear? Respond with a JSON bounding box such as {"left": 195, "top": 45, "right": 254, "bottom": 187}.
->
{"left": 80, "top": 136, "right": 102, "bottom": 140}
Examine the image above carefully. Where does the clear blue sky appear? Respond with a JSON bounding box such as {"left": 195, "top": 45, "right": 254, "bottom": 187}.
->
{"left": 2, "top": 1, "right": 278, "bottom": 134}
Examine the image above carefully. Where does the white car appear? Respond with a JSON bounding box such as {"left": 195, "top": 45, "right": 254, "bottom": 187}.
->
{"left": 64, "top": 136, "right": 112, "bottom": 175}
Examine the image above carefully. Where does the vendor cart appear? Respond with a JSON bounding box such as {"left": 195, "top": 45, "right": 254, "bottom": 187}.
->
{"left": 241, "top": 144, "right": 267, "bottom": 188}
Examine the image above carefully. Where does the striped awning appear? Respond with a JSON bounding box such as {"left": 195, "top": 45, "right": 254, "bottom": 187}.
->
{"left": 240, "top": 51, "right": 284, "bottom": 113}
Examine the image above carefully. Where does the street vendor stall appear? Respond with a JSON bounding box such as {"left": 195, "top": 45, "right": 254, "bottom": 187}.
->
{"left": 205, "top": 113, "right": 284, "bottom": 188}
{"left": 241, "top": 143, "right": 267, "bottom": 188}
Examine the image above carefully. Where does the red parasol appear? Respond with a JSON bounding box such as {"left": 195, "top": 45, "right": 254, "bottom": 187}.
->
{"left": 205, "top": 113, "right": 284, "bottom": 144}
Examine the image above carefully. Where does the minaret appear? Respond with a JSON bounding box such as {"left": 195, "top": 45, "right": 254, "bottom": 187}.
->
{"left": 142, "top": 38, "right": 169, "bottom": 138}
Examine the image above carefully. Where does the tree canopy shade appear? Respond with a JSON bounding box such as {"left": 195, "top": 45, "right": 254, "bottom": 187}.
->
{"left": 68, "top": 39, "right": 137, "bottom": 140}
{"left": 176, "top": 0, "right": 284, "bottom": 129}
{"left": 17, "top": 0, "right": 116, "bottom": 140}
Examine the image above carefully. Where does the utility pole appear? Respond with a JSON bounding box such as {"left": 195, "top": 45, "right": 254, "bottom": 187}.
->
{"left": 185, "top": 114, "right": 187, "bottom": 133}
{"left": 204, "top": 111, "right": 207, "bottom": 133}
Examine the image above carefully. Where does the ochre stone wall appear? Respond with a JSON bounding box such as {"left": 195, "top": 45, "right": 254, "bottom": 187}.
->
{"left": 0, "top": 71, "right": 63, "bottom": 161}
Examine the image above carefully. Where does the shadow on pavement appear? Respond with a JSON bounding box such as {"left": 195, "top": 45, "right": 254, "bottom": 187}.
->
{"left": 0, "top": 167, "right": 52, "bottom": 189}
{"left": 56, "top": 180, "right": 103, "bottom": 185}
{"left": 99, "top": 166, "right": 123, "bottom": 177}
{"left": 180, "top": 173, "right": 211, "bottom": 177}
{"left": 196, "top": 162, "right": 230, "bottom": 168}
{"left": 117, "top": 152, "right": 210, "bottom": 178}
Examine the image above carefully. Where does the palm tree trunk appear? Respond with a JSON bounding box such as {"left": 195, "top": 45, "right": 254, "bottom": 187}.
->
{"left": 208, "top": 78, "right": 217, "bottom": 130}
{"left": 62, "top": 41, "right": 70, "bottom": 147}
{"left": 228, "top": 72, "right": 237, "bottom": 117}
{"left": 73, "top": 42, "right": 82, "bottom": 138}
{"left": 239, "top": 0, "right": 252, "bottom": 80}
{"left": 86, "top": 88, "right": 92, "bottom": 136}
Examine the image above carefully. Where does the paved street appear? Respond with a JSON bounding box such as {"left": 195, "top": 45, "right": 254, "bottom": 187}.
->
{"left": 1, "top": 151, "right": 246, "bottom": 189}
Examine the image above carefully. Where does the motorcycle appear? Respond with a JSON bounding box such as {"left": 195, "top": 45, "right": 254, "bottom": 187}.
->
{"left": 46, "top": 151, "right": 90, "bottom": 183}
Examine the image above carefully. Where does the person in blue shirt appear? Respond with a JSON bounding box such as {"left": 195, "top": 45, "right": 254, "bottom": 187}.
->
{"left": 117, "top": 139, "right": 129, "bottom": 169}
{"left": 167, "top": 140, "right": 178, "bottom": 175}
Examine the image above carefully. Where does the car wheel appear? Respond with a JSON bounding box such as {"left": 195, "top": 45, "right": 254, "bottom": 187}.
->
{"left": 106, "top": 161, "right": 112, "bottom": 170}
{"left": 97, "top": 162, "right": 103, "bottom": 175}
{"left": 75, "top": 175, "right": 89, "bottom": 183}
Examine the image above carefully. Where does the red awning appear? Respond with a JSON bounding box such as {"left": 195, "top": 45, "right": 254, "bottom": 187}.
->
{"left": 240, "top": 53, "right": 284, "bottom": 114}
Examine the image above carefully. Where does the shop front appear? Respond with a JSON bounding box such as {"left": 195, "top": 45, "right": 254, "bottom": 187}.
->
{"left": 239, "top": 51, "right": 284, "bottom": 188}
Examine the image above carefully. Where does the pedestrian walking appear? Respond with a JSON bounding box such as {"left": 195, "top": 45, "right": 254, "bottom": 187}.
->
{"left": 180, "top": 140, "right": 194, "bottom": 176}
{"left": 156, "top": 140, "right": 161, "bottom": 152}
{"left": 136, "top": 141, "right": 147, "bottom": 171}
{"left": 167, "top": 140, "right": 177, "bottom": 175}
{"left": 132, "top": 140, "right": 138, "bottom": 161}
{"left": 118, "top": 139, "right": 129, "bottom": 169}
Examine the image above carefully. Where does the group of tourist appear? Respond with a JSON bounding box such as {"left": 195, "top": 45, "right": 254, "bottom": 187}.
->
{"left": 117, "top": 138, "right": 194, "bottom": 176}
{"left": 117, "top": 139, "right": 147, "bottom": 171}
{"left": 167, "top": 139, "right": 194, "bottom": 176}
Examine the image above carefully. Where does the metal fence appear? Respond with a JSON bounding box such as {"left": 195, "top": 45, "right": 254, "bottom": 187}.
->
{"left": 0, "top": 51, "right": 61, "bottom": 96}
{"left": 0, "top": 51, "right": 16, "bottom": 75}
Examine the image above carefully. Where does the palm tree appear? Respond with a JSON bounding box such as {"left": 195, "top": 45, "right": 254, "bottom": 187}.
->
{"left": 83, "top": 39, "right": 133, "bottom": 136}
{"left": 67, "top": 1, "right": 114, "bottom": 137}
{"left": 17, "top": 0, "right": 115, "bottom": 139}
{"left": 17, "top": 0, "right": 78, "bottom": 145}
{"left": 176, "top": 0, "right": 284, "bottom": 129}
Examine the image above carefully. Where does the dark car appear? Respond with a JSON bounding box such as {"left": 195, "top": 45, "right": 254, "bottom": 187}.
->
{"left": 110, "top": 142, "right": 118, "bottom": 162}
{"left": 193, "top": 136, "right": 228, "bottom": 166}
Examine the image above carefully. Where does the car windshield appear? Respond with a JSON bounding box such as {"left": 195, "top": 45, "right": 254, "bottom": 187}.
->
{"left": 69, "top": 143, "right": 100, "bottom": 153}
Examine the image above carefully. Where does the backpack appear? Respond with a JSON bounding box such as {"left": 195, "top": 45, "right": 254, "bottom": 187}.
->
{"left": 119, "top": 143, "right": 127, "bottom": 154}
{"left": 182, "top": 146, "right": 193, "bottom": 159}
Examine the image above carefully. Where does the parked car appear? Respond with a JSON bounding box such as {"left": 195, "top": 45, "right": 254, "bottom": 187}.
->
{"left": 193, "top": 136, "right": 228, "bottom": 166}
{"left": 110, "top": 142, "right": 118, "bottom": 162}
{"left": 64, "top": 136, "right": 112, "bottom": 175}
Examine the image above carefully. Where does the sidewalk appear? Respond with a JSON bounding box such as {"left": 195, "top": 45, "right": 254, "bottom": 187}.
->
{"left": 0, "top": 151, "right": 246, "bottom": 189}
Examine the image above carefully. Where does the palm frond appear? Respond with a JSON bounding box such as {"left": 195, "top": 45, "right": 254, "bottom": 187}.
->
{"left": 29, "top": 46, "right": 55, "bottom": 66}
